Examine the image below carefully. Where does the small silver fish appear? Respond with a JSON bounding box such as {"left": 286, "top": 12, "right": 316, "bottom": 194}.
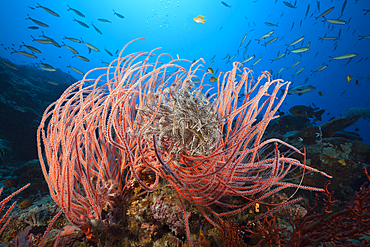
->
{"left": 257, "top": 30, "right": 274, "bottom": 42}
{"left": 239, "top": 33, "right": 247, "bottom": 48}
{"left": 11, "top": 48, "right": 37, "bottom": 58}
{"left": 283, "top": 1, "right": 296, "bottom": 8}
{"left": 63, "top": 36, "right": 81, "bottom": 43}
{"left": 73, "top": 17, "right": 89, "bottom": 28}
{"left": 67, "top": 5, "right": 85, "bottom": 17}
{"left": 113, "top": 9, "right": 124, "bottom": 18}
{"left": 287, "top": 36, "right": 305, "bottom": 47}
{"left": 26, "top": 14, "right": 49, "bottom": 27}
{"left": 329, "top": 53, "right": 358, "bottom": 60}
{"left": 98, "top": 18, "right": 111, "bottom": 23}
{"left": 242, "top": 55, "right": 255, "bottom": 64}
{"left": 277, "top": 67, "right": 285, "bottom": 75}
{"left": 325, "top": 18, "right": 346, "bottom": 25}
{"left": 91, "top": 22, "right": 102, "bottom": 34}
{"left": 105, "top": 48, "right": 113, "bottom": 56}
{"left": 316, "top": 7, "right": 334, "bottom": 19}
{"left": 20, "top": 42, "right": 41, "bottom": 53}
{"left": 263, "top": 37, "right": 278, "bottom": 46}
{"left": 67, "top": 64, "right": 85, "bottom": 75}
{"left": 81, "top": 39, "right": 100, "bottom": 52}
{"left": 311, "top": 64, "right": 328, "bottom": 74}
{"left": 271, "top": 52, "right": 286, "bottom": 62}
{"left": 62, "top": 42, "right": 79, "bottom": 54}
{"left": 252, "top": 57, "right": 262, "bottom": 66}
{"left": 227, "top": 54, "right": 236, "bottom": 62}
{"left": 288, "top": 61, "right": 301, "bottom": 69}
{"left": 221, "top": 1, "right": 231, "bottom": 8}
{"left": 319, "top": 36, "right": 338, "bottom": 41}
{"left": 73, "top": 55, "right": 90, "bottom": 62}
{"left": 293, "top": 67, "right": 305, "bottom": 76}
{"left": 101, "top": 60, "right": 110, "bottom": 66}
{"left": 1, "top": 60, "right": 19, "bottom": 70}
{"left": 31, "top": 35, "right": 53, "bottom": 44}
{"left": 36, "top": 3, "right": 60, "bottom": 17}
{"left": 289, "top": 47, "right": 309, "bottom": 54}
{"left": 265, "top": 22, "right": 278, "bottom": 27}
{"left": 38, "top": 65, "right": 57, "bottom": 72}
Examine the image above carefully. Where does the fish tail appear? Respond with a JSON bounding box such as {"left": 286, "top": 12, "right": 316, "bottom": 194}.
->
{"left": 313, "top": 109, "right": 325, "bottom": 121}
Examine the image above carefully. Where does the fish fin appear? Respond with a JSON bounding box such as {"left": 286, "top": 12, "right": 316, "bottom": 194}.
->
{"left": 298, "top": 93, "right": 302, "bottom": 96}
{"left": 313, "top": 109, "right": 325, "bottom": 121}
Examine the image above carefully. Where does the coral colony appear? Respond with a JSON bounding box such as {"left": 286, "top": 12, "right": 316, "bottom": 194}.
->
{"left": 36, "top": 39, "right": 331, "bottom": 246}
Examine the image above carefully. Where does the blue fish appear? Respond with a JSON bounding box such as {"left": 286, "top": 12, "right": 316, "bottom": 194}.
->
{"left": 221, "top": 1, "right": 231, "bottom": 7}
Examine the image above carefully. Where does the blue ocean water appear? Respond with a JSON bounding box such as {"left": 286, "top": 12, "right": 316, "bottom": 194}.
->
{"left": 0, "top": 0, "right": 369, "bottom": 144}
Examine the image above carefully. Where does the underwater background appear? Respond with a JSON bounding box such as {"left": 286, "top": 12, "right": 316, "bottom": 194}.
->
{"left": 1, "top": 0, "right": 370, "bottom": 246}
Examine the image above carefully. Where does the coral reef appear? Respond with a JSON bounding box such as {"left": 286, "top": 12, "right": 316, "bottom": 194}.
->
{"left": 243, "top": 169, "right": 370, "bottom": 246}
{"left": 2, "top": 41, "right": 370, "bottom": 247}
{"left": 343, "top": 107, "right": 370, "bottom": 122}
{"left": 36, "top": 40, "right": 331, "bottom": 247}
{"left": 0, "top": 60, "right": 74, "bottom": 161}
{"left": 151, "top": 191, "right": 189, "bottom": 235}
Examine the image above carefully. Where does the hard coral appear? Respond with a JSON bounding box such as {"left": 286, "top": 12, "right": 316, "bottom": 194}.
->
{"left": 151, "top": 192, "right": 188, "bottom": 235}
{"left": 18, "top": 206, "right": 41, "bottom": 226}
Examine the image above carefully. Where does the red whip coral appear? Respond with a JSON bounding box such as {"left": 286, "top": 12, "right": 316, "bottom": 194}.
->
{"left": 37, "top": 38, "right": 331, "bottom": 245}
{"left": 245, "top": 168, "right": 370, "bottom": 246}
{"left": 0, "top": 184, "right": 30, "bottom": 236}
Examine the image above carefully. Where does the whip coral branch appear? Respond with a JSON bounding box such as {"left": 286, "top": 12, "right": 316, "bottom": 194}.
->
{"left": 0, "top": 183, "right": 30, "bottom": 236}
